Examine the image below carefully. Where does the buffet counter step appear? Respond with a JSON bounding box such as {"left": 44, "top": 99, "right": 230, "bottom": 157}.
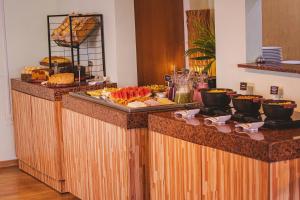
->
{"left": 148, "top": 111, "right": 300, "bottom": 200}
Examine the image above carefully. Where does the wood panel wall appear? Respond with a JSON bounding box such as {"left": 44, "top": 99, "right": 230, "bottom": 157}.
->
{"left": 134, "top": 0, "right": 185, "bottom": 85}
{"left": 262, "top": 0, "right": 300, "bottom": 60}
{"left": 150, "top": 131, "right": 300, "bottom": 200}
{"left": 11, "top": 91, "right": 65, "bottom": 193}
{"left": 62, "top": 109, "right": 149, "bottom": 200}
{"left": 186, "top": 10, "right": 211, "bottom": 68}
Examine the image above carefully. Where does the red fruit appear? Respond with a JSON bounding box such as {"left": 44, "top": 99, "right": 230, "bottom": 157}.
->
{"left": 138, "top": 90, "right": 144, "bottom": 97}
{"left": 123, "top": 91, "right": 129, "bottom": 99}
{"left": 129, "top": 90, "right": 134, "bottom": 99}
{"left": 143, "top": 87, "right": 151, "bottom": 95}
{"left": 114, "top": 92, "right": 120, "bottom": 99}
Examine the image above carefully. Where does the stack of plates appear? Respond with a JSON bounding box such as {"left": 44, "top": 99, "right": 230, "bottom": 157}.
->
{"left": 262, "top": 47, "right": 282, "bottom": 64}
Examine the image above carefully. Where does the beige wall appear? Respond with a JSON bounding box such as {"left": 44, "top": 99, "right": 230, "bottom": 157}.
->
{"left": 1, "top": 0, "right": 58, "bottom": 162}
{"left": 262, "top": 0, "right": 300, "bottom": 60}
{"left": 1, "top": 0, "right": 137, "bottom": 161}
{"left": 0, "top": 0, "right": 16, "bottom": 161}
{"left": 190, "top": 0, "right": 214, "bottom": 10}
{"left": 57, "top": 0, "right": 137, "bottom": 86}
{"left": 216, "top": 0, "right": 300, "bottom": 111}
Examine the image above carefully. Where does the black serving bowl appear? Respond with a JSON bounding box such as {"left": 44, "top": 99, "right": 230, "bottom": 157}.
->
{"left": 200, "top": 88, "right": 235, "bottom": 107}
{"left": 232, "top": 95, "right": 263, "bottom": 114}
{"left": 262, "top": 100, "right": 297, "bottom": 120}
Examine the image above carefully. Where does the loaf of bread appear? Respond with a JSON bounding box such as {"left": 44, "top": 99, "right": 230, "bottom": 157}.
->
{"left": 48, "top": 73, "right": 74, "bottom": 85}
{"left": 51, "top": 15, "right": 98, "bottom": 46}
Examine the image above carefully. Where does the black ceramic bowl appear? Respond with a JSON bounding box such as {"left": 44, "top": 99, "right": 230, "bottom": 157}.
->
{"left": 200, "top": 88, "right": 234, "bottom": 107}
{"left": 262, "top": 100, "right": 297, "bottom": 120}
{"left": 232, "top": 95, "right": 263, "bottom": 114}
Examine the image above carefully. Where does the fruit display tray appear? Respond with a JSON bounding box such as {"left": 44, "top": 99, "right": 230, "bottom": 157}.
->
{"left": 70, "top": 92, "right": 199, "bottom": 113}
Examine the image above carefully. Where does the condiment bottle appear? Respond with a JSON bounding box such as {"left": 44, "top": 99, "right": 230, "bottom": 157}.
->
{"left": 167, "top": 81, "right": 176, "bottom": 101}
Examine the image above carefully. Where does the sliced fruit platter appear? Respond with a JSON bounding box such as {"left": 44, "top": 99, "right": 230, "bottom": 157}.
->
{"left": 85, "top": 85, "right": 174, "bottom": 108}
{"left": 69, "top": 85, "right": 199, "bottom": 112}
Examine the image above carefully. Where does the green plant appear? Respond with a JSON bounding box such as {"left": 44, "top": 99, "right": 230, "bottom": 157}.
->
{"left": 185, "top": 22, "right": 216, "bottom": 73}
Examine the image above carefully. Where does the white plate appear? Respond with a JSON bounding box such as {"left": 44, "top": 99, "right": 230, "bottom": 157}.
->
{"left": 204, "top": 115, "right": 232, "bottom": 125}
{"left": 174, "top": 109, "right": 200, "bottom": 119}
{"left": 281, "top": 60, "right": 300, "bottom": 65}
{"left": 262, "top": 46, "right": 282, "bottom": 50}
{"left": 235, "top": 122, "right": 264, "bottom": 133}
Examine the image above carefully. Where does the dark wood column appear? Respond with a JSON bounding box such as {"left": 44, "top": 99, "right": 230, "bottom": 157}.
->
{"left": 134, "top": 0, "right": 185, "bottom": 85}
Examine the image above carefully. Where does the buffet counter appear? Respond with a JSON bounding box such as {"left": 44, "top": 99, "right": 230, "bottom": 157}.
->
{"left": 62, "top": 95, "right": 151, "bottom": 199}
{"left": 11, "top": 79, "right": 116, "bottom": 193}
{"left": 148, "top": 111, "right": 300, "bottom": 200}
{"left": 62, "top": 92, "right": 199, "bottom": 199}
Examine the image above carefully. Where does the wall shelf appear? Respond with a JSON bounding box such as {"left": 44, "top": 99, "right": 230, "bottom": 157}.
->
{"left": 238, "top": 63, "right": 300, "bottom": 75}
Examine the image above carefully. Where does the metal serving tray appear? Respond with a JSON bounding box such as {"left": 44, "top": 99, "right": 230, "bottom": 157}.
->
{"left": 70, "top": 92, "right": 199, "bottom": 113}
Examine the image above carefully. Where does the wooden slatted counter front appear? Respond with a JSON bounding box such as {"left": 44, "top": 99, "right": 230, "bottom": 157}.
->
{"left": 148, "top": 112, "right": 300, "bottom": 200}
{"left": 11, "top": 79, "right": 116, "bottom": 193}
{"left": 62, "top": 95, "right": 153, "bottom": 200}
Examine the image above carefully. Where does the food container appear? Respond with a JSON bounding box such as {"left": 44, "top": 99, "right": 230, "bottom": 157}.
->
{"left": 174, "top": 84, "right": 192, "bottom": 104}
{"left": 262, "top": 100, "right": 297, "bottom": 120}
{"left": 232, "top": 95, "right": 263, "bottom": 114}
{"left": 200, "top": 88, "right": 235, "bottom": 107}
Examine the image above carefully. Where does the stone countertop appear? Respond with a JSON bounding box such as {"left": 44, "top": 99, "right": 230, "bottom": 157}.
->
{"left": 11, "top": 79, "right": 117, "bottom": 101}
{"left": 62, "top": 94, "right": 187, "bottom": 130}
{"left": 149, "top": 111, "right": 300, "bottom": 162}
{"left": 62, "top": 95, "right": 152, "bottom": 129}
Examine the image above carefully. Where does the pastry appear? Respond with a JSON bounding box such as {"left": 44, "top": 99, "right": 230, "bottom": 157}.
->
{"left": 51, "top": 15, "right": 98, "bottom": 46}
{"left": 31, "top": 69, "right": 54, "bottom": 81}
{"left": 48, "top": 73, "right": 74, "bottom": 85}
{"left": 22, "top": 66, "right": 47, "bottom": 74}
{"left": 21, "top": 66, "right": 50, "bottom": 82}
{"left": 40, "top": 56, "right": 71, "bottom": 67}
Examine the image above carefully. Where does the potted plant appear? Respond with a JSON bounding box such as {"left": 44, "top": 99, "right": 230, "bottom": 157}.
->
{"left": 185, "top": 22, "right": 216, "bottom": 88}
